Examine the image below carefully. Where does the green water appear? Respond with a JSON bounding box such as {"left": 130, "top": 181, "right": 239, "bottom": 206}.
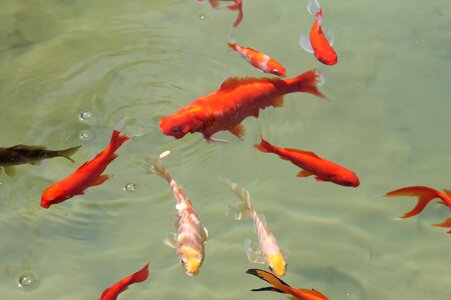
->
{"left": 1, "top": 0, "right": 450, "bottom": 299}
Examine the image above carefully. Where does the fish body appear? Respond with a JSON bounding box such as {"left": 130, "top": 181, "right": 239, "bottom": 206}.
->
{"left": 146, "top": 156, "right": 207, "bottom": 276}
{"left": 0, "top": 145, "right": 80, "bottom": 176}
{"left": 160, "top": 70, "right": 325, "bottom": 142}
{"left": 226, "top": 180, "right": 286, "bottom": 277}
{"left": 246, "top": 268, "right": 329, "bottom": 300}
{"left": 299, "top": 0, "right": 337, "bottom": 65}
{"left": 99, "top": 263, "right": 149, "bottom": 300}
{"left": 254, "top": 137, "right": 359, "bottom": 187}
{"left": 228, "top": 42, "right": 286, "bottom": 77}
{"left": 40, "top": 120, "right": 129, "bottom": 208}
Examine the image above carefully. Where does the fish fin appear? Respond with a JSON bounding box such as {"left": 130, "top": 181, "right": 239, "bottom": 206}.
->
{"left": 108, "top": 119, "right": 131, "bottom": 154}
{"left": 297, "top": 170, "right": 314, "bottom": 177}
{"left": 432, "top": 218, "right": 451, "bottom": 228}
{"left": 246, "top": 269, "right": 291, "bottom": 293}
{"left": 145, "top": 156, "right": 172, "bottom": 183}
{"left": 3, "top": 166, "right": 16, "bottom": 177}
{"left": 298, "top": 35, "right": 314, "bottom": 54}
{"left": 228, "top": 0, "right": 244, "bottom": 28}
{"left": 227, "top": 203, "right": 252, "bottom": 220}
{"left": 251, "top": 286, "right": 285, "bottom": 293}
{"left": 307, "top": 0, "right": 321, "bottom": 17}
{"left": 228, "top": 124, "right": 245, "bottom": 139}
{"left": 281, "top": 249, "right": 289, "bottom": 259}
{"left": 57, "top": 145, "right": 82, "bottom": 163}
{"left": 256, "top": 213, "right": 268, "bottom": 229}
{"left": 208, "top": 0, "right": 220, "bottom": 8}
{"left": 206, "top": 136, "right": 229, "bottom": 143}
{"left": 296, "top": 288, "right": 329, "bottom": 300}
{"left": 218, "top": 77, "right": 280, "bottom": 92}
{"left": 224, "top": 179, "right": 253, "bottom": 219}
{"left": 131, "top": 263, "right": 150, "bottom": 283}
{"left": 244, "top": 239, "right": 265, "bottom": 264}
{"left": 91, "top": 174, "right": 110, "bottom": 187}
{"left": 254, "top": 136, "right": 276, "bottom": 154}
{"left": 163, "top": 232, "right": 178, "bottom": 249}
{"left": 326, "top": 30, "right": 335, "bottom": 46}
{"left": 385, "top": 186, "right": 439, "bottom": 219}
{"left": 443, "top": 189, "right": 451, "bottom": 197}
{"left": 314, "top": 176, "right": 327, "bottom": 182}
{"left": 290, "top": 69, "right": 326, "bottom": 99}
{"left": 271, "top": 96, "right": 284, "bottom": 107}
{"left": 201, "top": 227, "right": 209, "bottom": 240}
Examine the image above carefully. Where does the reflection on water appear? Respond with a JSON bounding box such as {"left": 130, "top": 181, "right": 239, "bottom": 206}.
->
{"left": 0, "top": 0, "right": 450, "bottom": 299}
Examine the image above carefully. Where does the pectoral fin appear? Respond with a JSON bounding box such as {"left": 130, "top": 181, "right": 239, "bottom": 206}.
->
{"left": 244, "top": 239, "right": 265, "bottom": 264}
{"left": 297, "top": 170, "right": 313, "bottom": 177}
{"left": 228, "top": 124, "right": 245, "bottom": 139}
{"left": 163, "top": 232, "right": 178, "bottom": 248}
{"left": 90, "top": 174, "right": 110, "bottom": 187}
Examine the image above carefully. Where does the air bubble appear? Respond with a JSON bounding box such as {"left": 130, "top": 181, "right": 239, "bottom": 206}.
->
{"left": 16, "top": 271, "right": 37, "bottom": 290}
{"left": 124, "top": 183, "right": 136, "bottom": 192}
{"left": 79, "top": 129, "right": 92, "bottom": 141}
{"left": 199, "top": 14, "right": 208, "bottom": 21}
{"left": 79, "top": 110, "right": 93, "bottom": 121}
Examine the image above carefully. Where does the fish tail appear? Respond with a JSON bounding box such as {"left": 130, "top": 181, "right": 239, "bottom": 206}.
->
{"left": 290, "top": 69, "right": 326, "bottom": 99}
{"left": 130, "top": 263, "right": 150, "bottom": 283}
{"left": 57, "top": 145, "right": 81, "bottom": 162}
{"left": 385, "top": 186, "right": 439, "bottom": 219}
{"left": 307, "top": 0, "right": 321, "bottom": 17}
{"left": 254, "top": 136, "right": 276, "bottom": 154}
{"left": 108, "top": 119, "right": 131, "bottom": 154}
{"left": 227, "top": 42, "right": 238, "bottom": 51}
{"left": 145, "top": 156, "right": 172, "bottom": 183}
{"left": 246, "top": 269, "right": 292, "bottom": 294}
{"left": 225, "top": 179, "right": 253, "bottom": 219}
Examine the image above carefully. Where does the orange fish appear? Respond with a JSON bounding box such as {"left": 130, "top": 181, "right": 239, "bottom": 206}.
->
{"left": 299, "top": 0, "right": 337, "bottom": 65}
{"left": 99, "top": 263, "right": 149, "bottom": 300}
{"left": 254, "top": 137, "right": 359, "bottom": 187}
{"left": 385, "top": 186, "right": 451, "bottom": 233}
{"left": 160, "top": 70, "right": 325, "bottom": 142}
{"left": 246, "top": 268, "right": 329, "bottom": 300}
{"left": 41, "top": 120, "right": 130, "bottom": 208}
{"left": 228, "top": 41, "right": 286, "bottom": 77}
{"left": 198, "top": 0, "right": 243, "bottom": 27}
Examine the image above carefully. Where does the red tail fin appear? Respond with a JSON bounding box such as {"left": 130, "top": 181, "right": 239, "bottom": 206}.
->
{"left": 385, "top": 186, "right": 441, "bottom": 219}
{"left": 100, "top": 263, "right": 149, "bottom": 300}
{"left": 108, "top": 119, "right": 130, "bottom": 154}
{"left": 228, "top": 0, "right": 243, "bottom": 28}
{"left": 254, "top": 136, "right": 275, "bottom": 153}
{"left": 289, "top": 69, "right": 326, "bottom": 99}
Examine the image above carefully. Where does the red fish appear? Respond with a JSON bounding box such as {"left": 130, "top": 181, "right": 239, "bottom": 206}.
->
{"left": 246, "top": 268, "right": 329, "bottom": 300}
{"left": 41, "top": 120, "right": 130, "bottom": 208}
{"left": 299, "top": 0, "right": 337, "bottom": 65}
{"left": 197, "top": 0, "right": 243, "bottom": 27}
{"left": 99, "top": 263, "right": 149, "bottom": 300}
{"left": 385, "top": 186, "right": 451, "bottom": 233}
{"left": 160, "top": 70, "right": 325, "bottom": 142}
{"left": 228, "top": 42, "right": 286, "bottom": 77}
{"left": 254, "top": 137, "right": 359, "bottom": 187}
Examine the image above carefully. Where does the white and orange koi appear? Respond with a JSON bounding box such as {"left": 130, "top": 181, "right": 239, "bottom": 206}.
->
{"left": 146, "top": 156, "right": 208, "bottom": 276}
{"left": 226, "top": 180, "right": 287, "bottom": 277}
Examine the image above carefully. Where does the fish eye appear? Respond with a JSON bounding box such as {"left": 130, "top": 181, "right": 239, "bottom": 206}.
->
{"left": 180, "top": 258, "right": 186, "bottom": 265}
{"left": 171, "top": 127, "right": 182, "bottom": 133}
{"left": 268, "top": 266, "right": 273, "bottom": 272}
{"left": 273, "top": 69, "right": 279, "bottom": 75}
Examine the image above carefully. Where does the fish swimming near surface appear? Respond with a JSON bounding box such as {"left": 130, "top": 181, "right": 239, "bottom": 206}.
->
{"left": 385, "top": 186, "right": 451, "bottom": 234}
{"left": 0, "top": 144, "right": 81, "bottom": 176}
{"left": 198, "top": 0, "right": 244, "bottom": 28}
{"left": 225, "top": 180, "right": 287, "bottom": 277}
{"left": 254, "top": 136, "right": 359, "bottom": 187}
{"left": 299, "top": 0, "right": 337, "bottom": 65}
{"left": 40, "top": 119, "right": 130, "bottom": 209}
{"left": 246, "top": 268, "right": 329, "bottom": 300}
{"left": 228, "top": 41, "right": 287, "bottom": 77}
{"left": 160, "top": 69, "right": 325, "bottom": 142}
{"left": 99, "top": 263, "right": 149, "bottom": 300}
{"left": 146, "top": 156, "right": 208, "bottom": 276}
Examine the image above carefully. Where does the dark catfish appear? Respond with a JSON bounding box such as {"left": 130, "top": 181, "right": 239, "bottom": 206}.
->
{"left": 0, "top": 145, "right": 81, "bottom": 176}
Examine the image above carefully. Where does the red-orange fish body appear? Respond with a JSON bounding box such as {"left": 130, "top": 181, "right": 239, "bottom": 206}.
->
{"left": 228, "top": 42, "right": 286, "bottom": 77}
{"left": 254, "top": 137, "right": 359, "bottom": 187}
{"left": 41, "top": 121, "right": 129, "bottom": 208}
{"left": 160, "top": 70, "right": 324, "bottom": 142}
{"left": 99, "top": 263, "right": 149, "bottom": 300}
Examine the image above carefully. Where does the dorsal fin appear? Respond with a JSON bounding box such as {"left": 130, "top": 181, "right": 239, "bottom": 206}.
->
{"left": 285, "top": 148, "right": 321, "bottom": 159}
{"left": 218, "top": 77, "right": 278, "bottom": 92}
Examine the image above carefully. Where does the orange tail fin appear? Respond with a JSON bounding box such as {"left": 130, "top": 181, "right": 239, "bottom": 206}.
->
{"left": 108, "top": 118, "right": 131, "bottom": 154}
{"left": 385, "top": 186, "right": 441, "bottom": 219}
{"left": 246, "top": 269, "right": 292, "bottom": 294}
{"left": 227, "top": 0, "right": 243, "bottom": 27}
{"left": 432, "top": 218, "right": 451, "bottom": 234}
{"left": 288, "top": 69, "right": 326, "bottom": 99}
{"left": 254, "top": 136, "right": 276, "bottom": 154}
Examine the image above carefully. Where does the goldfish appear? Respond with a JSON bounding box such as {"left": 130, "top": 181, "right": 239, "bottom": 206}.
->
{"left": 385, "top": 186, "right": 451, "bottom": 233}
{"left": 198, "top": 0, "right": 243, "bottom": 27}
{"left": 299, "top": 0, "right": 337, "bottom": 65}
{"left": 160, "top": 69, "right": 325, "bottom": 142}
{"left": 254, "top": 136, "right": 359, "bottom": 187}
{"left": 146, "top": 156, "right": 208, "bottom": 276}
{"left": 99, "top": 263, "right": 149, "bottom": 300}
{"left": 228, "top": 41, "right": 286, "bottom": 77}
{"left": 246, "top": 268, "right": 329, "bottom": 300}
{"left": 0, "top": 144, "right": 80, "bottom": 176}
{"left": 226, "top": 180, "right": 287, "bottom": 276}
{"left": 40, "top": 119, "right": 130, "bottom": 209}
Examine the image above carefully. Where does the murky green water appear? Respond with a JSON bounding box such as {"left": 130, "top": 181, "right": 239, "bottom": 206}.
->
{"left": 1, "top": 0, "right": 450, "bottom": 299}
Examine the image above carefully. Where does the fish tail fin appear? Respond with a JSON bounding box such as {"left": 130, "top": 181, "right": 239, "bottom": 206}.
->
{"left": 131, "top": 263, "right": 150, "bottom": 283}
{"left": 224, "top": 179, "right": 253, "bottom": 220}
{"left": 208, "top": 0, "right": 220, "bottom": 8}
{"left": 290, "top": 69, "right": 326, "bottom": 99}
{"left": 246, "top": 269, "right": 292, "bottom": 294}
{"left": 432, "top": 218, "right": 451, "bottom": 232}
{"left": 57, "top": 145, "right": 82, "bottom": 162}
{"left": 227, "top": 42, "right": 238, "bottom": 51}
{"left": 228, "top": 0, "right": 243, "bottom": 28}
{"left": 108, "top": 118, "right": 131, "bottom": 154}
{"left": 145, "top": 156, "right": 172, "bottom": 183}
{"left": 253, "top": 136, "right": 275, "bottom": 154}
{"left": 385, "top": 186, "right": 439, "bottom": 219}
{"left": 307, "top": 0, "right": 321, "bottom": 17}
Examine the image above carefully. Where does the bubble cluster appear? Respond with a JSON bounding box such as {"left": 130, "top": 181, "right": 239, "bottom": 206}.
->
{"left": 79, "top": 129, "right": 92, "bottom": 141}
{"left": 124, "top": 183, "right": 137, "bottom": 192}
{"left": 79, "top": 110, "right": 93, "bottom": 121}
{"left": 16, "top": 271, "right": 37, "bottom": 290}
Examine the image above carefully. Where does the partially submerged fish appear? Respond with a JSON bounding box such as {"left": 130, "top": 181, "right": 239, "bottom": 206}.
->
{"left": 226, "top": 180, "right": 287, "bottom": 276}
{"left": 99, "top": 263, "right": 149, "bottom": 300}
{"left": 246, "top": 268, "right": 329, "bottom": 300}
{"left": 0, "top": 144, "right": 81, "bottom": 176}
{"left": 146, "top": 156, "right": 208, "bottom": 276}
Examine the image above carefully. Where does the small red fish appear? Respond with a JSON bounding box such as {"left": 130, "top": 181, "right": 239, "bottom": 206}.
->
{"left": 160, "top": 70, "right": 325, "bottom": 142}
{"left": 299, "top": 0, "right": 337, "bottom": 65}
{"left": 228, "top": 42, "right": 286, "bottom": 77}
{"left": 198, "top": 0, "right": 243, "bottom": 28}
{"left": 41, "top": 120, "right": 130, "bottom": 208}
{"left": 254, "top": 137, "right": 359, "bottom": 187}
{"left": 99, "top": 263, "right": 149, "bottom": 300}
{"left": 246, "top": 268, "right": 329, "bottom": 300}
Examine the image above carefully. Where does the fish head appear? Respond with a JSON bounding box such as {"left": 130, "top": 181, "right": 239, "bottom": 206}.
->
{"left": 40, "top": 184, "right": 67, "bottom": 208}
{"left": 267, "top": 253, "right": 287, "bottom": 277}
{"left": 331, "top": 172, "right": 360, "bottom": 188}
{"left": 269, "top": 63, "right": 287, "bottom": 77}
{"left": 160, "top": 114, "right": 191, "bottom": 139}
{"left": 179, "top": 246, "right": 204, "bottom": 276}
